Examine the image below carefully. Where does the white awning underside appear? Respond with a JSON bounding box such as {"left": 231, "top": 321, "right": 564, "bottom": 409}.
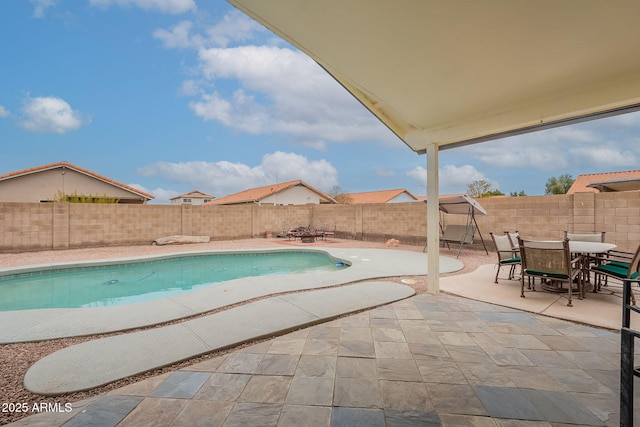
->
{"left": 228, "top": 0, "right": 640, "bottom": 152}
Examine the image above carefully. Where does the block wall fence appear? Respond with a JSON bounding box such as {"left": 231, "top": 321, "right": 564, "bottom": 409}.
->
{"left": 1, "top": 191, "right": 639, "bottom": 253}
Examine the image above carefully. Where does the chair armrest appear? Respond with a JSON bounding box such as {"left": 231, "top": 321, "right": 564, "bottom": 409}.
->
{"left": 592, "top": 250, "right": 633, "bottom": 265}
{"left": 569, "top": 254, "right": 583, "bottom": 265}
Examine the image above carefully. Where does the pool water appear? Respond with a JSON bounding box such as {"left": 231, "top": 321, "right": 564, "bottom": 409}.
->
{"left": 0, "top": 251, "right": 348, "bottom": 311}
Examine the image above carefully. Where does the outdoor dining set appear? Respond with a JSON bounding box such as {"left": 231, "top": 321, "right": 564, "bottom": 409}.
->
{"left": 280, "top": 224, "right": 336, "bottom": 243}
{"left": 490, "top": 231, "right": 640, "bottom": 307}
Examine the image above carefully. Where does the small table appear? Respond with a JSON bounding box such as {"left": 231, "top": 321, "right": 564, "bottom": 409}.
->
{"left": 300, "top": 234, "right": 316, "bottom": 243}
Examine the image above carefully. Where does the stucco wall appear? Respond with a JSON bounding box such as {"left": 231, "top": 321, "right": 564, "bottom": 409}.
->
{"left": 1, "top": 191, "right": 639, "bottom": 253}
{"left": 0, "top": 168, "right": 146, "bottom": 203}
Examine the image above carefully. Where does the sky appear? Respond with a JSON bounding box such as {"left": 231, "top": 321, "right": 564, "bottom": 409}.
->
{"left": 2, "top": 0, "right": 640, "bottom": 204}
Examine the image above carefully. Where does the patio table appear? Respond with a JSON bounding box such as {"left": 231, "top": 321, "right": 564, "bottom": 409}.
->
{"left": 568, "top": 241, "right": 616, "bottom": 255}
{"left": 569, "top": 241, "right": 617, "bottom": 296}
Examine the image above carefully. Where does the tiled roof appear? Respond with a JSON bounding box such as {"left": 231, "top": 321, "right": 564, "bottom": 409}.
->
{"left": 170, "top": 190, "right": 214, "bottom": 200}
{"left": 0, "top": 161, "right": 155, "bottom": 200}
{"left": 205, "top": 180, "right": 336, "bottom": 205}
{"left": 567, "top": 170, "right": 640, "bottom": 194}
{"left": 347, "top": 189, "right": 418, "bottom": 204}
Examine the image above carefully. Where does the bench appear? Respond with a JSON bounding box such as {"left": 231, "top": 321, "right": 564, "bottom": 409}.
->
{"left": 441, "top": 224, "right": 474, "bottom": 257}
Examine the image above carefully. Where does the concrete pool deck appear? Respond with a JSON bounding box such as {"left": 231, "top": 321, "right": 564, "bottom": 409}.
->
{"left": 0, "top": 247, "right": 463, "bottom": 343}
{"left": 8, "top": 247, "right": 464, "bottom": 396}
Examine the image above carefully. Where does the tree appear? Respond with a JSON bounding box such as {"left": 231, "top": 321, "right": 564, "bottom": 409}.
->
{"left": 509, "top": 191, "right": 527, "bottom": 197}
{"left": 328, "top": 185, "right": 352, "bottom": 204}
{"left": 51, "top": 190, "right": 120, "bottom": 203}
{"left": 466, "top": 180, "right": 503, "bottom": 198}
{"left": 545, "top": 174, "right": 574, "bottom": 195}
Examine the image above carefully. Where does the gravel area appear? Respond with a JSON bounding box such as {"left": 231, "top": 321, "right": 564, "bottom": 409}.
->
{"left": 0, "top": 238, "right": 493, "bottom": 425}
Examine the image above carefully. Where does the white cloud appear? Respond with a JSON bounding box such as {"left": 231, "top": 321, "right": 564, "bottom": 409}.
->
{"left": 189, "top": 44, "right": 393, "bottom": 146}
{"left": 129, "top": 184, "right": 178, "bottom": 204}
{"left": 153, "top": 11, "right": 264, "bottom": 50}
{"left": 204, "top": 10, "right": 264, "bottom": 48}
{"left": 375, "top": 168, "right": 395, "bottom": 177}
{"left": 569, "top": 144, "right": 637, "bottom": 168}
{"left": 153, "top": 11, "right": 398, "bottom": 149}
{"left": 153, "top": 20, "right": 198, "bottom": 48}
{"left": 30, "top": 0, "right": 55, "bottom": 18}
{"left": 137, "top": 151, "right": 339, "bottom": 201}
{"left": 90, "top": 0, "right": 196, "bottom": 14}
{"left": 406, "top": 164, "right": 492, "bottom": 195}
{"left": 19, "top": 96, "right": 89, "bottom": 134}
{"left": 0, "top": 106, "right": 9, "bottom": 118}
{"left": 462, "top": 112, "right": 640, "bottom": 173}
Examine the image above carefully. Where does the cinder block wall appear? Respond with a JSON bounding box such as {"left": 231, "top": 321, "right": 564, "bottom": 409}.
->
{"left": 1, "top": 191, "right": 639, "bottom": 253}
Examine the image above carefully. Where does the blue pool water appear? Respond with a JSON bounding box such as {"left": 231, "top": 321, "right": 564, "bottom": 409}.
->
{"left": 0, "top": 251, "right": 348, "bottom": 311}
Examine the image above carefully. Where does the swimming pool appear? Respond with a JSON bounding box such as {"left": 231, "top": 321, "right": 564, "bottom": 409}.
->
{"left": 0, "top": 250, "right": 349, "bottom": 311}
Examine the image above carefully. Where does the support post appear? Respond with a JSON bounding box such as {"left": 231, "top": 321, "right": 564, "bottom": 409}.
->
{"left": 426, "top": 143, "right": 440, "bottom": 293}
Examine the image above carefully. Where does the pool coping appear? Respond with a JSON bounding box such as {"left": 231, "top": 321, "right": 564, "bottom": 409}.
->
{"left": 0, "top": 247, "right": 463, "bottom": 343}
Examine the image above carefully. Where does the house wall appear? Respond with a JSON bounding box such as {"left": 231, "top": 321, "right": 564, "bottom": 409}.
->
{"left": 170, "top": 197, "right": 213, "bottom": 206}
{"left": 1, "top": 191, "right": 639, "bottom": 253}
{"left": 260, "top": 185, "right": 323, "bottom": 205}
{"left": 388, "top": 194, "right": 418, "bottom": 203}
{"left": 0, "top": 168, "right": 146, "bottom": 203}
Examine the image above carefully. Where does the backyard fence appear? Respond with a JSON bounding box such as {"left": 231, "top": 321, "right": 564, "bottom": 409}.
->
{"left": 0, "top": 191, "right": 639, "bottom": 253}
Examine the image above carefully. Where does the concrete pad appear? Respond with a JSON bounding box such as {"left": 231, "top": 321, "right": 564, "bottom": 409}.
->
{"left": 24, "top": 323, "right": 210, "bottom": 395}
{"left": 24, "top": 281, "right": 413, "bottom": 395}
{"left": 280, "top": 282, "right": 415, "bottom": 319}
{"left": 440, "top": 263, "right": 632, "bottom": 331}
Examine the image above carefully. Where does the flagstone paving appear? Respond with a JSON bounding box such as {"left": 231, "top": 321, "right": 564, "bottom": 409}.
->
{"left": 11, "top": 292, "right": 635, "bottom": 426}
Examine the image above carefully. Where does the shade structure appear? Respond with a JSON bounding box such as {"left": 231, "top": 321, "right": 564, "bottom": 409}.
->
{"left": 228, "top": 0, "right": 640, "bottom": 292}
{"left": 438, "top": 195, "right": 486, "bottom": 216}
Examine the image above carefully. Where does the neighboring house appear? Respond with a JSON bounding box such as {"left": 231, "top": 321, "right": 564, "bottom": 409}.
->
{"left": 567, "top": 170, "right": 640, "bottom": 194}
{"left": 0, "top": 161, "right": 154, "bottom": 204}
{"left": 347, "top": 189, "right": 419, "bottom": 204}
{"left": 205, "top": 180, "right": 336, "bottom": 206}
{"left": 170, "top": 190, "right": 214, "bottom": 205}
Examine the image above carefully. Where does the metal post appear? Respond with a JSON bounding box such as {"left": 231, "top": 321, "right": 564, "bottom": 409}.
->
{"left": 620, "top": 327, "right": 634, "bottom": 427}
{"left": 425, "top": 143, "right": 440, "bottom": 293}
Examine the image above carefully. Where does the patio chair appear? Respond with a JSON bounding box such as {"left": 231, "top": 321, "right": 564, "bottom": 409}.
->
{"left": 564, "top": 231, "right": 606, "bottom": 242}
{"left": 504, "top": 230, "right": 520, "bottom": 250}
{"left": 589, "top": 243, "right": 640, "bottom": 305}
{"left": 518, "top": 237, "right": 583, "bottom": 307}
{"left": 490, "top": 232, "right": 521, "bottom": 283}
{"left": 322, "top": 224, "right": 336, "bottom": 240}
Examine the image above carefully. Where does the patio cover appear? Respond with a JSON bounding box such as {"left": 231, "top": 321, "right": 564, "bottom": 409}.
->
{"left": 228, "top": 0, "right": 640, "bottom": 292}
{"left": 587, "top": 178, "right": 640, "bottom": 193}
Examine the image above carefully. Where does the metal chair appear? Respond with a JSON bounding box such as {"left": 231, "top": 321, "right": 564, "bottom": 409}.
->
{"left": 590, "top": 243, "right": 640, "bottom": 305}
{"left": 518, "top": 237, "right": 583, "bottom": 307}
{"left": 490, "top": 232, "right": 521, "bottom": 283}
{"left": 564, "top": 231, "right": 606, "bottom": 242}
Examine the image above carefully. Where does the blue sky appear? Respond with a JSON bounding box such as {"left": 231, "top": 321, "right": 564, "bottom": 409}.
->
{"left": 2, "top": 0, "right": 639, "bottom": 203}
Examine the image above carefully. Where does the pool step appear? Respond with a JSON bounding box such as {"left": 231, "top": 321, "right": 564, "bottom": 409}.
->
{"left": 24, "top": 281, "right": 414, "bottom": 396}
